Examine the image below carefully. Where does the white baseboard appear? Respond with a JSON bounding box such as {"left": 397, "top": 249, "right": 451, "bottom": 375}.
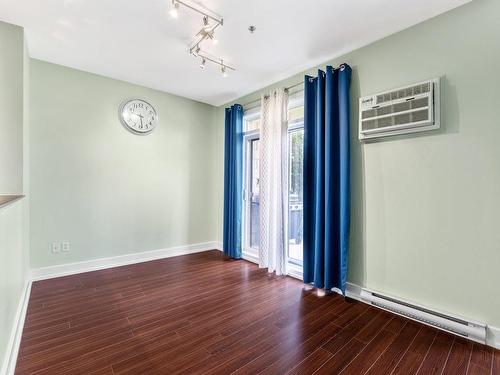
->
{"left": 345, "top": 282, "right": 363, "bottom": 300}
{"left": 1, "top": 279, "right": 32, "bottom": 375}
{"left": 30, "top": 241, "right": 220, "bottom": 281}
{"left": 345, "top": 282, "right": 500, "bottom": 349}
{"left": 487, "top": 325, "right": 500, "bottom": 350}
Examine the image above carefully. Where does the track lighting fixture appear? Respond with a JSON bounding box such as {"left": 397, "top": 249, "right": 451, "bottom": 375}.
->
{"left": 169, "top": 0, "right": 179, "bottom": 18}
{"left": 169, "top": 1, "right": 223, "bottom": 24}
{"left": 194, "top": 17, "right": 218, "bottom": 47}
{"left": 203, "top": 16, "right": 210, "bottom": 29}
{"left": 190, "top": 47, "right": 235, "bottom": 73}
{"left": 169, "top": 0, "right": 235, "bottom": 74}
{"left": 192, "top": 45, "right": 200, "bottom": 57}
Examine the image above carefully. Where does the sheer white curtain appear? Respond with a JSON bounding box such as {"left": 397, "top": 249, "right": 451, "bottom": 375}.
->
{"left": 259, "top": 88, "right": 289, "bottom": 275}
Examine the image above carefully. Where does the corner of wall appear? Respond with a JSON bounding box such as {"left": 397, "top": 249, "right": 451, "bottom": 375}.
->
{"left": 22, "top": 28, "right": 31, "bottom": 277}
{"left": 0, "top": 22, "right": 32, "bottom": 375}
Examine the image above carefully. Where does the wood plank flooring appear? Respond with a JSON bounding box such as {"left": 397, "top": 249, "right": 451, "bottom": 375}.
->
{"left": 15, "top": 250, "right": 500, "bottom": 374}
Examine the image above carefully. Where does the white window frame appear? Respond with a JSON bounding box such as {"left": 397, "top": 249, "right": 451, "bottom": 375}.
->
{"left": 242, "top": 108, "right": 260, "bottom": 263}
{"left": 286, "top": 92, "right": 305, "bottom": 274}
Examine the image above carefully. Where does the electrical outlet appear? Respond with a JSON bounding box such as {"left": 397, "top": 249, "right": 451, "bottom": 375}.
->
{"left": 61, "top": 242, "right": 70, "bottom": 253}
{"left": 52, "top": 242, "right": 61, "bottom": 254}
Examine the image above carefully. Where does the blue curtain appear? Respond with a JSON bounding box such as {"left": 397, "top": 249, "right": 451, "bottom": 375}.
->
{"left": 223, "top": 104, "right": 244, "bottom": 259}
{"left": 303, "top": 64, "right": 352, "bottom": 293}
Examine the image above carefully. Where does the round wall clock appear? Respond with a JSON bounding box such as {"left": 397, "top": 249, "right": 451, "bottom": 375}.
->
{"left": 119, "top": 99, "right": 158, "bottom": 135}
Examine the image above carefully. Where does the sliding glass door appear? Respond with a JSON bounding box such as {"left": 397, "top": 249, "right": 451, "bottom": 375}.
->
{"left": 242, "top": 92, "right": 304, "bottom": 273}
{"left": 248, "top": 138, "right": 260, "bottom": 250}
{"left": 287, "top": 94, "right": 304, "bottom": 268}
{"left": 243, "top": 109, "right": 260, "bottom": 261}
{"left": 288, "top": 128, "right": 304, "bottom": 265}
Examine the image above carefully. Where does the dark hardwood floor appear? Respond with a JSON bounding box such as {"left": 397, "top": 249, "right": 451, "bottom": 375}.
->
{"left": 15, "top": 250, "right": 500, "bottom": 374}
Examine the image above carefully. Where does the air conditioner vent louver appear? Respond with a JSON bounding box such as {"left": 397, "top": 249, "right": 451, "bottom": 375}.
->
{"left": 360, "top": 289, "right": 486, "bottom": 344}
{"left": 376, "top": 82, "right": 431, "bottom": 105}
{"left": 359, "top": 78, "right": 440, "bottom": 140}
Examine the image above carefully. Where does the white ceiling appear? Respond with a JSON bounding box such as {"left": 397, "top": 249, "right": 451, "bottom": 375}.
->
{"left": 0, "top": 0, "right": 471, "bottom": 106}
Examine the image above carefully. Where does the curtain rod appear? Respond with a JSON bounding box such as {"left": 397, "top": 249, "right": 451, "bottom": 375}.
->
{"left": 241, "top": 80, "right": 304, "bottom": 109}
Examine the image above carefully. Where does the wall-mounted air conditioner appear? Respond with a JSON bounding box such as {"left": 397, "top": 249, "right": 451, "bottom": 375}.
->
{"left": 359, "top": 78, "right": 440, "bottom": 140}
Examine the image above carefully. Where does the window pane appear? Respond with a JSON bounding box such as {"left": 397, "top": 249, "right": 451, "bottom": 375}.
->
{"left": 289, "top": 129, "right": 303, "bottom": 262}
{"left": 244, "top": 106, "right": 260, "bottom": 133}
{"left": 288, "top": 105, "right": 304, "bottom": 124}
{"left": 250, "top": 139, "right": 260, "bottom": 249}
{"left": 245, "top": 118, "right": 260, "bottom": 132}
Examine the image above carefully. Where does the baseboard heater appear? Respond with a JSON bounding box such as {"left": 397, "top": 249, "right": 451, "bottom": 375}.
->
{"left": 360, "top": 289, "right": 486, "bottom": 344}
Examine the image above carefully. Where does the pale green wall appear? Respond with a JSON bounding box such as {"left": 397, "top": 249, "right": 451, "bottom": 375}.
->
{"left": 0, "top": 22, "right": 23, "bottom": 193}
{"left": 0, "top": 21, "right": 30, "bottom": 373}
{"left": 29, "top": 60, "right": 218, "bottom": 268}
{"left": 217, "top": 0, "right": 500, "bottom": 329}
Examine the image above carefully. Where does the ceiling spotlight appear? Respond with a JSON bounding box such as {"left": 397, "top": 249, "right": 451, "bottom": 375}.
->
{"left": 221, "top": 65, "right": 227, "bottom": 78}
{"left": 169, "top": 1, "right": 180, "bottom": 18}
{"left": 206, "top": 32, "right": 218, "bottom": 45}
{"left": 202, "top": 16, "right": 212, "bottom": 31}
{"left": 200, "top": 58, "right": 206, "bottom": 70}
{"left": 192, "top": 45, "right": 200, "bottom": 57}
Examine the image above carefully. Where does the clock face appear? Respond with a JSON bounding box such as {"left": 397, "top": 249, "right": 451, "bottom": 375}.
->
{"left": 120, "top": 99, "right": 158, "bottom": 134}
